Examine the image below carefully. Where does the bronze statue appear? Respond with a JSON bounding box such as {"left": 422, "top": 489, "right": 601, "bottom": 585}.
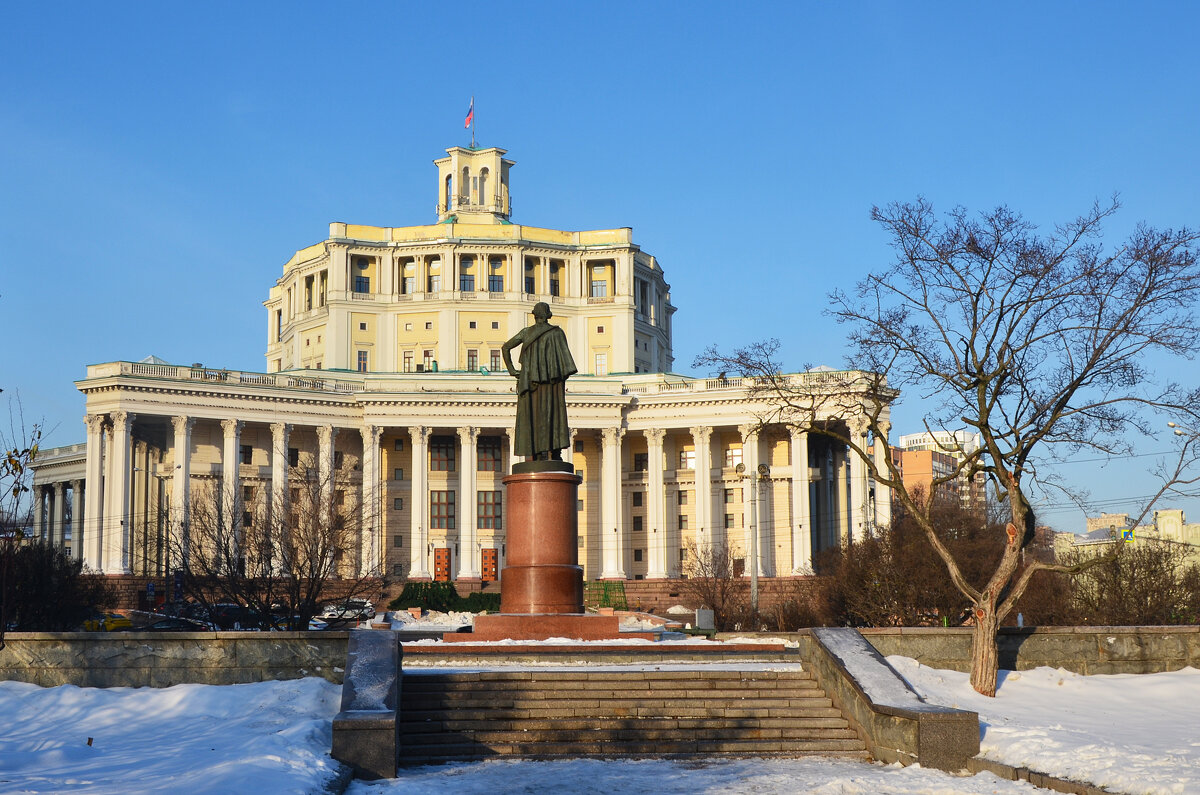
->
{"left": 502, "top": 302, "right": 577, "bottom": 460}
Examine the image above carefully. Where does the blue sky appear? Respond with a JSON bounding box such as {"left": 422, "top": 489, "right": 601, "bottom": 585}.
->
{"left": 3, "top": 2, "right": 1198, "bottom": 530}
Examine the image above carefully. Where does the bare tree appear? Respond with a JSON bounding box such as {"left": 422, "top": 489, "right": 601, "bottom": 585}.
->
{"left": 170, "top": 464, "right": 392, "bottom": 629}
{"left": 1, "top": 396, "right": 42, "bottom": 646}
{"left": 698, "top": 198, "right": 1200, "bottom": 694}
{"left": 678, "top": 539, "right": 749, "bottom": 630}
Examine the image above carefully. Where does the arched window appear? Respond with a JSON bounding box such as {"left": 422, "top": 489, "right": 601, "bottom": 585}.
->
{"left": 444, "top": 175, "right": 453, "bottom": 211}
{"left": 461, "top": 167, "right": 470, "bottom": 205}
{"left": 479, "top": 167, "right": 489, "bottom": 206}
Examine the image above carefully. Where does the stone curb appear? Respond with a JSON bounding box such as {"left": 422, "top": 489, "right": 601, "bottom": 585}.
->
{"left": 967, "top": 757, "right": 1123, "bottom": 795}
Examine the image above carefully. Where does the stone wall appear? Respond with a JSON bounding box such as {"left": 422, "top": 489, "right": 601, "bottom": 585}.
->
{"left": 0, "top": 631, "right": 350, "bottom": 687}
{"left": 853, "top": 627, "right": 1200, "bottom": 675}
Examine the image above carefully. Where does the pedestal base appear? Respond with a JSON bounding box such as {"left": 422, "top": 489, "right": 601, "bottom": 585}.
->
{"left": 441, "top": 613, "right": 658, "bottom": 642}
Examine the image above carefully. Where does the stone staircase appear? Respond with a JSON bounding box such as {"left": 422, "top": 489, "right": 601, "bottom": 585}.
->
{"left": 399, "top": 667, "right": 868, "bottom": 764}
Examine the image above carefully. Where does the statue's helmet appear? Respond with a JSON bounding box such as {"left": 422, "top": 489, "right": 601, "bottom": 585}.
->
{"left": 532, "top": 301, "right": 552, "bottom": 320}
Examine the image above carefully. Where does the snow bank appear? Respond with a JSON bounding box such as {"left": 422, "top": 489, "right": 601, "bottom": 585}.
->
{"left": 890, "top": 656, "right": 1200, "bottom": 795}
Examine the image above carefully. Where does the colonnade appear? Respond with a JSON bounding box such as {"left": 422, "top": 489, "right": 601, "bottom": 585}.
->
{"left": 53, "top": 411, "right": 891, "bottom": 582}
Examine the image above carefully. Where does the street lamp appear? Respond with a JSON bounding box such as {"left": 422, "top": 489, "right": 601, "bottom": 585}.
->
{"left": 735, "top": 462, "right": 770, "bottom": 617}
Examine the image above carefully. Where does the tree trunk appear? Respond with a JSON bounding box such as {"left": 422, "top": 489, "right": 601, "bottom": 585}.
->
{"left": 969, "top": 605, "right": 1001, "bottom": 696}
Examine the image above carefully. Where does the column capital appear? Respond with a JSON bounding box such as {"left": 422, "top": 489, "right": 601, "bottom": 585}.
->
{"left": 601, "top": 426, "right": 625, "bottom": 445}
{"left": 411, "top": 425, "right": 430, "bottom": 444}
{"left": 737, "top": 423, "right": 760, "bottom": 441}
{"left": 111, "top": 410, "right": 132, "bottom": 432}
{"left": 877, "top": 420, "right": 891, "bottom": 438}
{"left": 270, "top": 421, "right": 292, "bottom": 438}
{"left": 456, "top": 426, "right": 480, "bottom": 443}
{"left": 316, "top": 424, "right": 335, "bottom": 446}
{"left": 172, "top": 415, "right": 196, "bottom": 435}
{"left": 85, "top": 414, "right": 106, "bottom": 434}
{"left": 53, "top": 481, "right": 65, "bottom": 495}
{"left": 220, "top": 418, "right": 245, "bottom": 436}
{"left": 645, "top": 428, "right": 666, "bottom": 446}
{"left": 849, "top": 415, "right": 869, "bottom": 437}
{"left": 689, "top": 425, "right": 712, "bottom": 443}
{"left": 70, "top": 478, "right": 83, "bottom": 490}
{"left": 361, "top": 424, "right": 382, "bottom": 444}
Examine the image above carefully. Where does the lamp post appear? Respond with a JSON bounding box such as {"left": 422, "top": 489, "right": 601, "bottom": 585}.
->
{"left": 736, "top": 462, "right": 770, "bottom": 617}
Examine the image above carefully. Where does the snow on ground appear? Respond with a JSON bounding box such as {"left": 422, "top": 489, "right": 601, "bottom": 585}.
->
{"left": 890, "top": 656, "right": 1200, "bottom": 795}
{"left": 0, "top": 678, "right": 342, "bottom": 795}
{"left": 347, "top": 758, "right": 1055, "bottom": 794}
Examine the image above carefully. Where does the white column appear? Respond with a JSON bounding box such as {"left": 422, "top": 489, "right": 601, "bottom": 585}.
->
{"left": 360, "top": 424, "right": 382, "bottom": 575}
{"left": 690, "top": 426, "right": 713, "bottom": 552}
{"left": 456, "top": 426, "right": 480, "bottom": 579}
{"left": 599, "top": 426, "right": 625, "bottom": 579}
{"left": 269, "top": 422, "right": 291, "bottom": 573}
{"left": 70, "top": 479, "right": 83, "bottom": 560}
{"left": 409, "top": 426, "right": 430, "bottom": 579}
{"left": 874, "top": 421, "right": 892, "bottom": 531}
{"left": 221, "top": 419, "right": 244, "bottom": 526}
{"left": 316, "top": 424, "right": 337, "bottom": 522}
{"left": 171, "top": 416, "right": 194, "bottom": 566}
{"left": 740, "top": 425, "right": 761, "bottom": 575}
{"left": 790, "top": 428, "right": 813, "bottom": 573}
{"left": 848, "top": 418, "right": 868, "bottom": 543}
{"left": 32, "top": 486, "right": 44, "bottom": 541}
{"left": 645, "top": 428, "right": 668, "bottom": 578}
{"left": 103, "top": 410, "right": 133, "bottom": 574}
{"left": 83, "top": 414, "right": 105, "bottom": 568}
{"left": 52, "top": 482, "right": 66, "bottom": 547}
{"left": 568, "top": 428, "right": 578, "bottom": 468}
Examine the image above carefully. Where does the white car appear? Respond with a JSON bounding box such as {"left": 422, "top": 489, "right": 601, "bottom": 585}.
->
{"left": 319, "top": 599, "right": 375, "bottom": 621}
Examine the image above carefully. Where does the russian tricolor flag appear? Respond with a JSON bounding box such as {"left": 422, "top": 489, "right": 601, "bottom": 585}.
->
{"left": 464, "top": 98, "right": 474, "bottom": 129}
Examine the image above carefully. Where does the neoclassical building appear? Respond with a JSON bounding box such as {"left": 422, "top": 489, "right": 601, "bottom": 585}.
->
{"left": 31, "top": 144, "right": 892, "bottom": 587}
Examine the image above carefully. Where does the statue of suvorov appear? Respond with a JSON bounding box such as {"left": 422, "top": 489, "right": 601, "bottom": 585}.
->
{"left": 502, "top": 302, "right": 577, "bottom": 461}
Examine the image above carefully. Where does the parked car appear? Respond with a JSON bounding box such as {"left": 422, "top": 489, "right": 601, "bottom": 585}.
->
{"left": 207, "top": 603, "right": 270, "bottom": 630}
{"left": 140, "top": 617, "right": 216, "bottom": 632}
{"left": 81, "top": 611, "right": 133, "bottom": 632}
{"left": 319, "top": 599, "right": 375, "bottom": 621}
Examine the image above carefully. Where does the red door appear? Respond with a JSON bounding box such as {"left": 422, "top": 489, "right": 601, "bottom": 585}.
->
{"left": 434, "top": 548, "right": 451, "bottom": 581}
{"left": 481, "top": 548, "right": 498, "bottom": 582}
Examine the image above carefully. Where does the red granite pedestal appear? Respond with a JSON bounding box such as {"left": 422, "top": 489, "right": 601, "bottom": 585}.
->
{"left": 443, "top": 460, "right": 656, "bottom": 642}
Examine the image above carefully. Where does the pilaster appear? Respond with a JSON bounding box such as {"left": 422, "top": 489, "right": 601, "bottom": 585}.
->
{"left": 690, "top": 425, "right": 713, "bottom": 553}
{"left": 409, "top": 426, "right": 430, "bottom": 579}
{"left": 171, "top": 416, "right": 194, "bottom": 566}
{"left": 83, "top": 414, "right": 105, "bottom": 569}
{"left": 645, "top": 428, "right": 668, "bottom": 578}
{"left": 360, "top": 424, "right": 382, "bottom": 575}
{"left": 103, "top": 411, "right": 133, "bottom": 575}
{"left": 456, "top": 426, "right": 481, "bottom": 579}
{"left": 70, "top": 479, "right": 83, "bottom": 560}
{"left": 791, "top": 428, "right": 812, "bottom": 573}
{"left": 599, "top": 426, "right": 625, "bottom": 579}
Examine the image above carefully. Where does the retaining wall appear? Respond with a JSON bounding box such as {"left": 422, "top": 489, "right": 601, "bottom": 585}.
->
{"left": 0, "top": 631, "right": 350, "bottom": 687}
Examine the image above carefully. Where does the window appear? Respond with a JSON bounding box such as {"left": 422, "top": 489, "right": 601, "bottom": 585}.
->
{"left": 594, "top": 353, "right": 608, "bottom": 376}
{"left": 633, "top": 516, "right": 643, "bottom": 532}
{"left": 354, "top": 275, "right": 370, "bottom": 293}
{"left": 467, "top": 349, "right": 478, "bottom": 370}
{"left": 423, "top": 350, "right": 434, "bottom": 371}
{"left": 633, "top": 452, "right": 647, "bottom": 471}
{"left": 393, "top": 535, "right": 403, "bottom": 547}
{"left": 724, "top": 488, "right": 736, "bottom": 504}
{"left": 679, "top": 514, "right": 688, "bottom": 530}
{"left": 393, "top": 468, "right": 404, "bottom": 481}
{"left": 404, "top": 276, "right": 416, "bottom": 295}
{"left": 359, "top": 322, "right": 367, "bottom": 331}
{"left": 590, "top": 279, "right": 607, "bottom": 298}
{"left": 403, "top": 351, "right": 413, "bottom": 372}
{"left": 725, "top": 513, "right": 735, "bottom": 529}
{"left": 678, "top": 490, "right": 689, "bottom": 505}
{"left": 243, "top": 511, "right": 252, "bottom": 528}
{"left": 577, "top": 499, "right": 584, "bottom": 511}
{"left": 525, "top": 276, "right": 534, "bottom": 294}
{"left": 490, "top": 350, "right": 501, "bottom": 371}
{"left": 393, "top": 498, "right": 404, "bottom": 511}
{"left": 425, "top": 321, "right": 433, "bottom": 330}
{"left": 478, "top": 490, "right": 502, "bottom": 529}
{"left": 725, "top": 446, "right": 743, "bottom": 468}
{"left": 632, "top": 492, "right": 643, "bottom": 507}
{"left": 240, "top": 444, "right": 252, "bottom": 465}
{"left": 597, "top": 325, "right": 605, "bottom": 334}
{"left": 394, "top": 438, "right": 404, "bottom": 451}
{"left": 490, "top": 321, "right": 499, "bottom": 330}
{"left": 428, "top": 274, "right": 441, "bottom": 293}
{"left": 678, "top": 449, "right": 695, "bottom": 470}
{"left": 405, "top": 322, "right": 413, "bottom": 331}
{"left": 275, "top": 309, "right": 282, "bottom": 341}
{"left": 334, "top": 451, "right": 344, "bottom": 469}
{"left": 459, "top": 263, "right": 474, "bottom": 292}
{"left": 335, "top": 490, "right": 345, "bottom": 507}
{"left": 468, "top": 320, "right": 477, "bottom": 329}
{"left": 489, "top": 273, "right": 504, "bottom": 292}
{"left": 288, "top": 447, "right": 299, "bottom": 467}
{"left": 634, "top": 549, "right": 643, "bottom": 562}
{"left": 430, "top": 435, "right": 456, "bottom": 471}
{"left": 478, "top": 436, "right": 501, "bottom": 471}
{"left": 393, "top": 563, "right": 405, "bottom": 577}
{"left": 357, "top": 350, "right": 368, "bottom": 372}
{"left": 430, "top": 490, "right": 455, "bottom": 529}
{"left": 680, "top": 548, "right": 688, "bottom": 561}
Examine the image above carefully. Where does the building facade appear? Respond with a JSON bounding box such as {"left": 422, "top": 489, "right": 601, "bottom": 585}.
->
{"left": 893, "top": 430, "right": 986, "bottom": 508}
{"left": 30, "top": 145, "right": 892, "bottom": 587}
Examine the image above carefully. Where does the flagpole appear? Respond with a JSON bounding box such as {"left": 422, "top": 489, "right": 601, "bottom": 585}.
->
{"left": 470, "top": 95, "right": 476, "bottom": 148}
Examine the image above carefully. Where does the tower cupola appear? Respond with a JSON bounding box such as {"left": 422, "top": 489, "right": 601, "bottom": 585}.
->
{"left": 434, "top": 146, "right": 514, "bottom": 224}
